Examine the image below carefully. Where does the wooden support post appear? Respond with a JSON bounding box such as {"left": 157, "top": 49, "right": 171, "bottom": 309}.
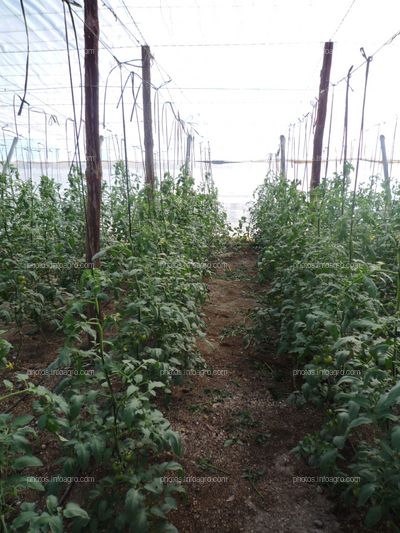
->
{"left": 84, "top": 0, "right": 102, "bottom": 267}
{"left": 185, "top": 134, "right": 192, "bottom": 175}
{"left": 142, "top": 45, "right": 155, "bottom": 192}
{"left": 380, "top": 134, "right": 392, "bottom": 207}
{"left": 279, "top": 135, "right": 286, "bottom": 178}
{"left": 310, "top": 41, "right": 334, "bottom": 190}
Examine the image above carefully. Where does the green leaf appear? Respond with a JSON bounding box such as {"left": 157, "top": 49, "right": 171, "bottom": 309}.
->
{"left": 13, "top": 455, "right": 43, "bottom": 469}
{"left": 89, "top": 435, "right": 105, "bottom": 462}
{"left": 150, "top": 506, "right": 166, "bottom": 519}
{"left": 47, "top": 495, "right": 59, "bottom": 513}
{"left": 69, "top": 394, "right": 83, "bottom": 420}
{"left": 96, "top": 292, "right": 109, "bottom": 302}
{"left": 144, "top": 478, "right": 163, "bottom": 495}
{"left": 121, "top": 398, "right": 141, "bottom": 426}
{"left": 29, "top": 512, "right": 51, "bottom": 527}
{"left": 348, "top": 417, "right": 372, "bottom": 430}
{"left": 74, "top": 442, "right": 90, "bottom": 469}
{"left": 48, "top": 515, "right": 64, "bottom": 533}
{"left": 391, "top": 426, "right": 400, "bottom": 451}
{"left": 18, "top": 475, "right": 45, "bottom": 491}
{"left": 319, "top": 449, "right": 337, "bottom": 471}
{"left": 332, "top": 435, "right": 346, "bottom": 449}
{"left": 166, "top": 431, "right": 183, "bottom": 457}
{"left": 125, "top": 489, "right": 148, "bottom": 532}
{"left": 363, "top": 277, "right": 378, "bottom": 298}
{"left": 162, "top": 461, "right": 182, "bottom": 472}
{"left": 0, "top": 309, "right": 12, "bottom": 323}
{"left": 12, "top": 414, "right": 34, "bottom": 428}
{"left": 80, "top": 322, "right": 97, "bottom": 340}
{"left": 3, "top": 379, "right": 14, "bottom": 389}
{"left": 161, "top": 496, "right": 178, "bottom": 513}
{"left": 357, "top": 483, "right": 376, "bottom": 507}
{"left": 358, "top": 469, "right": 376, "bottom": 483}
{"left": 364, "top": 505, "right": 382, "bottom": 528}
{"left": 92, "top": 249, "right": 107, "bottom": 261}
{"left": 387, "top": 382, "right": 400, "bottom": 405}
{"left": 63, "top": 502, "right": 89, "bottom": 520}
{"left": 12, "top": 433, "right": 31, "bottom": 452}
{"left": 337, "top": 375, "right": 361, "bottom": 386}
{"left": 148, "top": 381, "right": 165, "bottom": 392}
{"left": 12, "top": 511, "right": 38, "bottom": 528}
{"left": 97, "top": 499, "right": 112, "bottom": 521}
{"left": 333, "top": 336, "right": 359, "bottom": 349}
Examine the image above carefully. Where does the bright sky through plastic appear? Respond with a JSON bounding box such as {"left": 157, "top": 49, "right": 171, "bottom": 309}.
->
{"left": 132, "top": 0, "right": 400, "bottom": 157}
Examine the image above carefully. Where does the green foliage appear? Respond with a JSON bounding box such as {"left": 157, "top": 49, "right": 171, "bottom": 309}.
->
{"left": 251, "top": 171, "right": 400, "bottom": 528}
{"left": 0, "top": 164, "right": 227, "bottom": 531}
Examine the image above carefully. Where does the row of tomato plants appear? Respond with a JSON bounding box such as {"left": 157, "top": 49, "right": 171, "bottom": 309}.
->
{"left": 250, "top": 172, "right": 400, "bottom": 530}
{"left": 0, "top": 165, "right": 228, "bottom": 532}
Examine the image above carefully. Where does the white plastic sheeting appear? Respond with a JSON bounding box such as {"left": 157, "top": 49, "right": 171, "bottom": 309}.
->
{"left": 0, "top": 0, "right": 201, "bottom": 185}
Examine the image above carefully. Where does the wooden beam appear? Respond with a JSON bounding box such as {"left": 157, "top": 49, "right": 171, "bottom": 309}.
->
{"left": 84, "top": 0, "right": 102, "bottom": 267}
{"left": 310, "top": 41, "right": 334, "bottom": 190}
{"left": 142, "top": 45, "right": 155, "bottom": 192}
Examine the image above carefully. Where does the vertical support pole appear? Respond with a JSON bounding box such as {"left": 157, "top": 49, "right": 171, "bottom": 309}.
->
{"left": 84, "top": 0, "right": 102, "bottom": 266}
{"left": 380, "top": 134, "right": 392, "bottom": 208}
{"left": 324, "top": 86, "right": 334, "bottom": 179}
{"left": 142, "top": 45, "right": 155, "bottom": 192}
{"left": 44, "top": 113, "right": 48, "bottom": 177}
{"left": 207, "top": 142, "right": 213, "bottom": 180}
{"left": 279, "top": 134, "right": 286, "bottom": 178}
{"left": 185, "top": 134, "right": 192, "bottom": 175}
{"left": 310, "top": 41, "right": 334, "bottom": 190}
{"left": 380, "top": 134, "right": 389, "bottom": 183}
{"left": 341, "top": 65, "right": 353, "bottom": 213}
{"left": 199, "top": 142, "right": 204, "bottom": 181}
{"left": 2, "top": 137, "right": 18, "bottom": 174}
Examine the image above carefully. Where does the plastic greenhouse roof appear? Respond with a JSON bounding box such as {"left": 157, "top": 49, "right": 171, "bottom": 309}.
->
{"left": 0, "top": 0, "right": 188, "bottom": 174}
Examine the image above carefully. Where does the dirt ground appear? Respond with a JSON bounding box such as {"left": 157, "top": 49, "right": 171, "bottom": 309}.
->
{"left": 166, "top": 246, "right": 352, "bottom": 533}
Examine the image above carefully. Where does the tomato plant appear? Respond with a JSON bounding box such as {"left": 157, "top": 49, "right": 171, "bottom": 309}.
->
{"left": 251, "top": 172, "right": 400, "bottom": 529}
{"left": 0, "top": 164, "right": 228, "bottom": 531}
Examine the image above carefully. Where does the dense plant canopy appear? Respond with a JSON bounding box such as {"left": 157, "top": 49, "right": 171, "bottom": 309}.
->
{"left": 0, "top": 165, "right": 227, "bottom": 532}
{"left": 251, "top": 171, "right": 400, "bottom": 529}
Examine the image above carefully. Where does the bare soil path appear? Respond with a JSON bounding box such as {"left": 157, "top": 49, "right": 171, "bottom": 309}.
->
{"left": 167, "top": 245, "right": 343, "bottom": 533}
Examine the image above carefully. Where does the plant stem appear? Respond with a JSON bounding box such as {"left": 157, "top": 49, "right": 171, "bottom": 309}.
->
{"left": 94, "top": 294, "right": 121, "bottom": 460}
{"left": 0, "top": 389, "right": 30, "bottom": 403}
{"left": 393, "top": 243, "right": 400, "bottom": 374}
{"left": 1, "top": 513, "right": 9, "bottom": 533}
